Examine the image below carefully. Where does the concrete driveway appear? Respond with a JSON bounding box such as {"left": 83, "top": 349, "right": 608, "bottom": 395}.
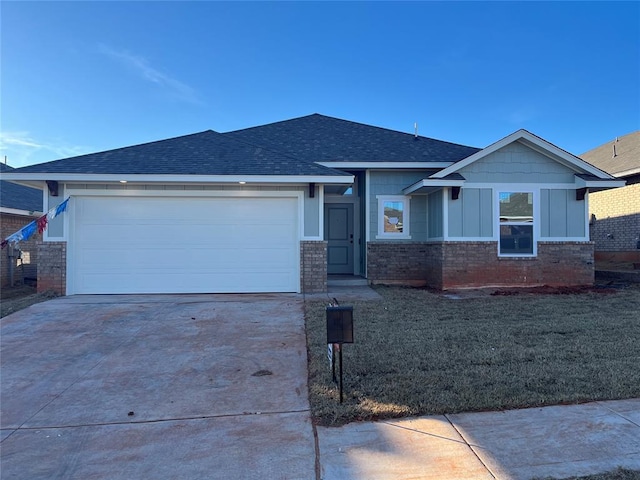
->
{"left": 1, "top": 294, "right": 315, "bottom": 479}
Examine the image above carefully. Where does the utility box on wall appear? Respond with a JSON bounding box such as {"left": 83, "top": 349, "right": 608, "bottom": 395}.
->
{"left": 326, "top": 306, "right": 354, "bottom": 344}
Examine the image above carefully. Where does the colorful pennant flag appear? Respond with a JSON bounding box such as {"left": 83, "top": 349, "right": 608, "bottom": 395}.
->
{"left": 1, "top": 197, "right": 70, "bottom": 249}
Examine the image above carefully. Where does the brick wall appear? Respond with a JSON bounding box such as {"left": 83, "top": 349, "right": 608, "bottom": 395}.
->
{"left": 1, "top": 213, "right": 41, "bottom": 287}
{"left": 301, "top": 241, "right": 327, "bottom": 293}
{"left": 38, "top": 241, "right": 66, "bottom": 295}
{"left": 366, "top": 240, "right": 594, "bottom": 290}
{"left": 589, "top": 180, "right": 640, "bottom": 252}
{"left": 367, "top": 242, "right": 440, "bottom": 287}
{"left": 440, "top": 241, "right": 594, "bottom": 289}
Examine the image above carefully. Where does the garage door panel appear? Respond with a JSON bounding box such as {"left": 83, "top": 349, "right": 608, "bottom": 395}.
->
{"left": 72, "top": 196, "right": 299, "bottom": 294}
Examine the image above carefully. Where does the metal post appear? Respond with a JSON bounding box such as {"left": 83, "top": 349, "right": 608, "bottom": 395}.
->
{"left": 339, "top": 346, "right": 343, "bottom": 404}
{"left": 332, "top": 346, "right": 337, "bottom": 383}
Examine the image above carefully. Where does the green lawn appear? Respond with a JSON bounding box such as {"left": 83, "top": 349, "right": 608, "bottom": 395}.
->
{"left": 305, "top": 284, "right": 640, "bottom": 427}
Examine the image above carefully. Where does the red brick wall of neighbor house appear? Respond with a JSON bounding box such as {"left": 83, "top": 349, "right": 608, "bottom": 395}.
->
{"left": 38, "top": 241, "right": 66, "bottom": 295}
{"left": 301, "top": 241, "right": 327, "bottom": 293}
{"left": 589, "top": 180, "right": 640, "bottom": 257}
{"left": 367, "top": 241, "right": 594, "bottom": 290}
{"left": 0, "top": 213, "right": 41, "bottom": 287}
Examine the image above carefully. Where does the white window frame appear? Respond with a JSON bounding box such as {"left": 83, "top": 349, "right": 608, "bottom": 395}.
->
{"left": 497, "top": 190, "right": 537, "bottom": 257}
{"left": 376, "top": 195, "right": 411, "bottom": 239}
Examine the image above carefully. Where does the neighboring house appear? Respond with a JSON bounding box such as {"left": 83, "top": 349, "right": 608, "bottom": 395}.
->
{"left": 0, "top": 163, "right": 43, "bottom": 287}
{"left": 2, "top": 114, "right": 624, "bottom": 295}
{"left": 580, "top": 131, "right": 640, "bottom": 263}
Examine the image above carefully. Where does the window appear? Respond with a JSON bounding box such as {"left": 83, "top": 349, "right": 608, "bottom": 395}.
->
{"left": 377, "top": 196, "right": 410, "bottom": 238}
{"left": 499, "top": 192, "right": 534, "bottom": 255}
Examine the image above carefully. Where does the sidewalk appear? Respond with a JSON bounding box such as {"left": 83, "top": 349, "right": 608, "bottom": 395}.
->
{"left": 316, "top": 399, "right": 640, "bottom": 480}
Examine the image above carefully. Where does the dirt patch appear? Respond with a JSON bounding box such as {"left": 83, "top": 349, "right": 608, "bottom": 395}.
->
{"left": 490, "top": 284, "right": 620, "bottom": 296}
{"left": 1, "top": 285, "right": 60, "bottom": 318}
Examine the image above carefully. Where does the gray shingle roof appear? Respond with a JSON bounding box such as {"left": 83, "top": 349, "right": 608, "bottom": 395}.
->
{"left": 226, "top": 114, "right": 481, "bottom": 163}
{"left": 9, "top": 130, "right": 349, "bottom": 177}
{"left": 0, "top": 164, "right": 42, "bottom": 212}
{"left": 580, "top": 131, "right": 640, "bottom": 177}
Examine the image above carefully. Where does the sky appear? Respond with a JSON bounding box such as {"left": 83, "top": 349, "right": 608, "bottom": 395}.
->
{"left": 1, "top": 1, "right": 639, "bottom": 168}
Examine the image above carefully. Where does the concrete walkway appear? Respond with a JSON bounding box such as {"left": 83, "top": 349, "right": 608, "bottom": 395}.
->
{"left": 316, "top": 399, "right": 640, "bottom": 480}
{"left": 1, "top": 290, "right": 639, "bottom": 479}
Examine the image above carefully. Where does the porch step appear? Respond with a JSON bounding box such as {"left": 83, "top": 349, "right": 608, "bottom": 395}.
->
{"left": 327, "top": 275, "right": 369, "bottom": 287}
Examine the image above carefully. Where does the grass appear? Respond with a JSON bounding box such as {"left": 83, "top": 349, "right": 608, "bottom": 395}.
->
{"left": 305, "top": 284, "right": 640, "bottom": 427}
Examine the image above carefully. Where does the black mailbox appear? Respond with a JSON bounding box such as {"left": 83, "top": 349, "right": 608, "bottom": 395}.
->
{"left": 326, "top": 306, "right": 354, "bottom": 344}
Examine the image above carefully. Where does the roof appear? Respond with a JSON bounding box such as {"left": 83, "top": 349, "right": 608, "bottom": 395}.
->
{"left": 8, "top": 130, "right": 350, "bottom": 178}
{"left": 226, "top": 114, "right": 481, "bottom": 163}
{"left": 580, "top": 131, "right": 640, "bottom": 177}
{"left": 0, "top": 164, "right": 42, "bottom": 213}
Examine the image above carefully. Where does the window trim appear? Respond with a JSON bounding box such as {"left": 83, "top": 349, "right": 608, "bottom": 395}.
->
{"left": 376, "top": 195, "right": 411, "bottom": 239}
{"left": 496, "top": 190, "right": 537, "bottom": 257}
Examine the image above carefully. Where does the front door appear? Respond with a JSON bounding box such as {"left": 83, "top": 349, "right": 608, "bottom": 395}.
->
{"left": 325, "top": 203, "right": 354, "bottom": 275}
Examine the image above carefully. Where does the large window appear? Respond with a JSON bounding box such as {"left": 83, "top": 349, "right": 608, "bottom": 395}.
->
{"left": 499, "top": 192, "right": 534, "bottom": 255}
{"left": 377, "top": 195, "right": 410, "bottom": 239}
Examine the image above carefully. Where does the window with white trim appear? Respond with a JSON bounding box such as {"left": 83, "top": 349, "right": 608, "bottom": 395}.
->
{"left": 377, "top": 195, "right": 410, "bottom": 238}
{"left": 498, "top": 191, "right": 534, "bottom": 255}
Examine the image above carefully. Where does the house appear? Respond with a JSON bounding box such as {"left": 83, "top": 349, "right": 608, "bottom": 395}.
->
{"left": 580, "top": 131, "right": 639, "bottom": 264}
{"left": 1, "top": 114, "right": 624, "bottom": 295}
{"left": 0, "top": 163, "right": 43, "bottom": 287}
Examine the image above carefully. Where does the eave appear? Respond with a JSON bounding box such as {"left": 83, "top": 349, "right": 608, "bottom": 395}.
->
{"left": 0, "top": 207, "right": 42, "bottom": 217}
{"left": 316, "top": 161, "right": 454, "bottom": 170}
{"left": 1, "top": 173, "right": 354, "bottom": 185}
{"left": 403, "top": 175, "right": 465, "bottom": 195}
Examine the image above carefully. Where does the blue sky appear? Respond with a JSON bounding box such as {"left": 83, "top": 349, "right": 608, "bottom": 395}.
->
{"left": 1, "top": 1, "right": 639, "bottom": 168}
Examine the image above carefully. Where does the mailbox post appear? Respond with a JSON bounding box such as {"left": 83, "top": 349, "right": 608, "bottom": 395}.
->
{"left": 326, "top": 305, "right": 353, "bottom": 403}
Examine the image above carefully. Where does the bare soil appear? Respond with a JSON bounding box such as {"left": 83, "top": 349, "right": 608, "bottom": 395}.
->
{"left": 0, "top": 285, "right": 59, "bottom": 318}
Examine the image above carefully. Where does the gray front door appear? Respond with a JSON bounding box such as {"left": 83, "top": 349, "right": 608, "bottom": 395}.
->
{"left": 325, "top": 203, "right": 354, "bottom": 275}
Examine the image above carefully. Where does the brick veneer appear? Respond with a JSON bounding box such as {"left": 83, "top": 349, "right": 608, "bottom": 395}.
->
{"left": 367, "top": 242, "right": 439, "bottom": 287}
{"left": 589, "top": 180, "right": 640, "bottom": 252}
{"left": 38, "top": 241, "right": 66, "bottom": 295}
{"left": 367, "top": 241, "right": 594, "bottom": 290}
{"left": 1, "top": 213, "right": 41, "bottom": 287}
{"left": 440, "top": 241, "right": 594, "bottom": 289}
{"left": 301, "top": 241, "right": 327, "bottom": 293}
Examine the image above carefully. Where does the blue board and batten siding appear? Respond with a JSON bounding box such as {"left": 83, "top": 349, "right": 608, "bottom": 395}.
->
{"left": 447, "top": 188, "right": 493, "bottom": 238}
{"left": 540, "top": 189, "right": 586, "bottom": 238}
{"left": 427, "top": 191, "right": 443, "bottom": 239}
{"left": 452, "top": 141, "right": 588, "bottom": 239}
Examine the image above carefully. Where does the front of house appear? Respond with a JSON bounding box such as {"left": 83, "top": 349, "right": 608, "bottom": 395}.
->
{"left": 2, "top": 114, "right": 623, "bottom": 295}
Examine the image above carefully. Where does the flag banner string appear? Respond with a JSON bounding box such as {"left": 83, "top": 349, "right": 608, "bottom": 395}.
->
{"left": 1, "top": 197, "right": 70, "bottom": 250}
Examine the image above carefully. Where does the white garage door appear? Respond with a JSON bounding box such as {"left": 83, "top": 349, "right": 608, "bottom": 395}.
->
{"left": 70, "top": 196, "right": 299, "bottom": 294}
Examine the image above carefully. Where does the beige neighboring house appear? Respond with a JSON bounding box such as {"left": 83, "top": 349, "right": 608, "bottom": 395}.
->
{"left": 581, "top": 131, "right": 640, "bottom": 264}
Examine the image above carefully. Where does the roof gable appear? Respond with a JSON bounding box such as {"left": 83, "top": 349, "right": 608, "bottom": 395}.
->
{"left": 432, "top": 129, "right": 616, "bottom": 180}
{"left": 226, "top": 114, "right": 481, "bottom": 164}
